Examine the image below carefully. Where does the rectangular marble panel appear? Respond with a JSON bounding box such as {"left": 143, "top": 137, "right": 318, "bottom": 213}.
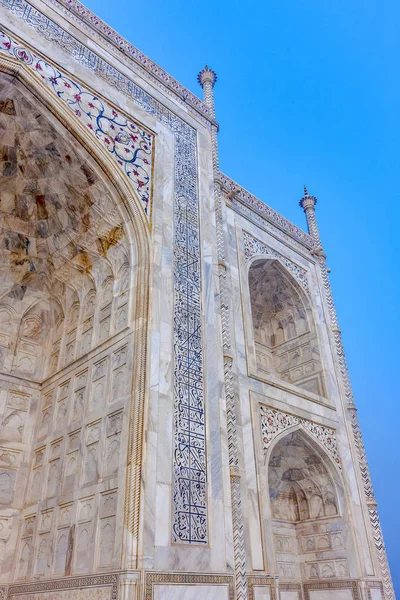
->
{"left": 153, "top": 585, "right": 229, "bottom": 600}
{"left": 280, "top": 592, "right": 299, "bottom": 600}
{"left": 254, "top": 586, "right": 271, "bottom": 600}
{"left": 309, "top": 590, "right": 353, "bottom": 600}
{"left": 370, "top": 590, "right": 383, "bottom": 600}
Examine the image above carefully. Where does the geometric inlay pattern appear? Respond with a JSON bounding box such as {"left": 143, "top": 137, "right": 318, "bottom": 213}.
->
{"left": 243, "top": 231, "right": 309, "bottom": 292}
{"left": 7, "top": 573, "right": 119, "bottom": 599}
{"left": 260, "top": 405, "right": 341, "bottom": 469}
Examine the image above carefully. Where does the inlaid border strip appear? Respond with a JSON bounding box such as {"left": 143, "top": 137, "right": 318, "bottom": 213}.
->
{"left": 7, "top": 573, "right": 119, "bottom": 599}
{"left": 248, "top": 576, "right": 277, "bottom": 600}
{"left": 144, "top": 573, "right": 234, "bottom": 600}
{"left": 303, "top": 580, "right": 360, "bottom": 600}
{"left": 367, "top": 581, "right": 385, "bottom": 600}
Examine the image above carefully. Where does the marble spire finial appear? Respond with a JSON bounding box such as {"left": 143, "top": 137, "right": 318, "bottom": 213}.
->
{"left": 299, "top": 185, "right": 317, "bottom": 210}
{"left": 197, "top": 65, "right": 218, "bottom": 88}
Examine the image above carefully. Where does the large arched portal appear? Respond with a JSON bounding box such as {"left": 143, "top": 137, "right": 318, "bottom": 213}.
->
{"left": 268, "top": 429, "right": 352, "bottom": 581}
{"left": 0, "top": 69, "right": 148, "bottom": 581}
{"left": 249, "top": 259, "right": 326, "bottom": 396}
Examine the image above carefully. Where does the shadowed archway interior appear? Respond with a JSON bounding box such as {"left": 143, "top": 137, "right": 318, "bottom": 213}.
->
{"left": 0, "top": 71, "right": 137, "bottom": 580}
{"left": 249, "top": 259, "right": 326, "bottom": 396}
{"left": 268, "top": 429, "right": 350, "bottom": 581}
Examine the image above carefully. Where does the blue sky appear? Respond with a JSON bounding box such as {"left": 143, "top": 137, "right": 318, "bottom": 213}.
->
{"left": 84, "top": 0, "right": 399, "bottom": 588}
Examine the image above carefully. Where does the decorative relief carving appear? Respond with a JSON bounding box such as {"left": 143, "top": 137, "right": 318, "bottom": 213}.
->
{"left": 98, "top": 516, "right": 115, "bottom": 567}
{"left": 7, "top": 573, "right": 119, "bottom": 599}
{"left": 305, "top": 559, "right": 348, "bottom": 579}
{"left": 0, "top": 468, "right": 16, "bottom": 505}
{"left": 260, "top": 405, "right": 341, "bottom": 468}
{"left": 277, "top": 561, "right": 297, "bottom": 580}
{"left": 243, "top": 231, "right": 309, "bottom": 292}
{"left": 0, "top": 517, "right": 10, "bottom": 540}
{"left": 0, "top": 29, "right": 154, "bottom": 220}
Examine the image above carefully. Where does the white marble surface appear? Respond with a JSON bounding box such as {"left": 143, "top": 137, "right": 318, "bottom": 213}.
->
{"left": 153, "top": 585, "right": 229, "bottom": 600}
{"left": 280, "top": 592, "right": 299, "bottom": 600}
{"left": 309, "top": 590, "right": 353, "bottom": 600}
{"left": 253, "top": 586, "right": 271, "bottom": 600}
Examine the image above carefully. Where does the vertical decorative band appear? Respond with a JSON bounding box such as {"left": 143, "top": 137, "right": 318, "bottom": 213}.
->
{"left": 300, "top": 189, "right": 394, "bottom": 600}
{"left": 0, "top": 0, "right": 208, "bottom": 546}
{"left": 172, "top": 124, "right": 207, "bottom": 544}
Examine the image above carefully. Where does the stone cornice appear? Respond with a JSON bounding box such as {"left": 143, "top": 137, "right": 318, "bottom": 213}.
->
{"left": 218, "top": 173, "right": 313, "bottom": 250}
{"left": 46, "top": 0, "right": 216, "bottom": 125}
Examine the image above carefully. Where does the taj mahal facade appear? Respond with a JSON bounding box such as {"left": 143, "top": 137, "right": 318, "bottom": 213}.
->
{"left": 0, "top": 1, "right": 394, "bottom": 599}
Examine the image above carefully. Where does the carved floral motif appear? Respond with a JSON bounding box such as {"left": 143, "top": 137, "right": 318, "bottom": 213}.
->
{"left": 243, "top": 231, "right": 309, "bottom": 292}
{"left": 260, "top": 405, "right": 341, "bottom": 469}
{"left": 0, "top": 29, "right": 153, "bottom": 219}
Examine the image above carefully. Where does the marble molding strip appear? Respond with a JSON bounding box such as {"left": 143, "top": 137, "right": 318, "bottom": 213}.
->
{"left": 47, "top": 0, "right": 214, "bottom": 122}
{"left": 7, "top": 573, "right": 119, "bottom": 599}
{"left": 219, "top": 173, "right": 313, "bottom": 250}
{"left": 247, "top": 576, "right": 277, "bottom": 600}
{"left": 0, "top": 1, "right": 207, "bottom": 545}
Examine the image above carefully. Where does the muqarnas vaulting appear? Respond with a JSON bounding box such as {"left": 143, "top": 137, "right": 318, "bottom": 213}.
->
{"left": 0, "top": 1, "right": 394, "bottom": 600}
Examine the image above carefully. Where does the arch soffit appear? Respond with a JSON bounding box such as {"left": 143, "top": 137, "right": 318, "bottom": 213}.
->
{"left": 247, "top": 255, "right": 310, "bottom": 305}
{"left": 0, "top": 55, "right": 150, "bottom": 265}
{"left": 265, "top": 423, "right": 344, "bottom": 489}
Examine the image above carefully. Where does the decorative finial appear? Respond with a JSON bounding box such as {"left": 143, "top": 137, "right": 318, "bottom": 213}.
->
{"left": 197, "top": 65, "right": 217, "bottom": 88}
{"left": 299, "top": 185, "right": 317, "bottom": 209}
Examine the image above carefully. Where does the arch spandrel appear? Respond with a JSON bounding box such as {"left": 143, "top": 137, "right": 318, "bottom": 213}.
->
{"left": 0, "top": 58, "right": 150, "bottom": 579}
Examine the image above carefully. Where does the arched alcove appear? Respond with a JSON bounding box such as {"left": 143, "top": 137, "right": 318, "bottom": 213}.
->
{"left": 249, "top": 259, "right": 326, "bottom": 396}
{"left": 268, "top": 429, "right": 350, "bottom": 581}
{"left": 0, "top": 66, "right": 149, "bottom": 581}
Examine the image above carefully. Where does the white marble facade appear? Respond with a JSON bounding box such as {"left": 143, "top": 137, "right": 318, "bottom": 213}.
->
{"left": 0, "top": 1, "right": 394, "bottom": 599}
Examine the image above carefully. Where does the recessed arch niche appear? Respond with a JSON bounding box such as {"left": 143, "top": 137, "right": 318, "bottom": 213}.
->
{"left": 248, "top": 258, "right": 326, "bottom": 396}
{"left": 267, "top": 428, "right": 352, "bottom": 581}
{"left": 0, "top": 65, "right": 149, "bottom": 580}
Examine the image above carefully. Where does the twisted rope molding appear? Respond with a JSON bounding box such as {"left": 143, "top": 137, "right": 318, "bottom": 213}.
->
{"left": 199, "top": 60, "right": 249, "bottom": 598}
{"left": 301, "top": 198, "right": 394, "bottom": 600}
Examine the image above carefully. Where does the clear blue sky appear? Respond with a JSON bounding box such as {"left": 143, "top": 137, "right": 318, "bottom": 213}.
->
{"left": 84, "top": 0, "right": 398, "bottom": 588}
